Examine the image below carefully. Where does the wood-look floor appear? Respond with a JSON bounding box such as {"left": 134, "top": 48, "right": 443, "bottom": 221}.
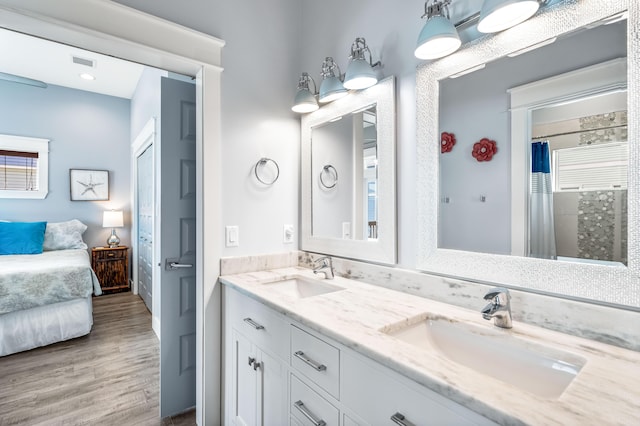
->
{"left": 0, "top": 292, "right": 195, "bottom": 426}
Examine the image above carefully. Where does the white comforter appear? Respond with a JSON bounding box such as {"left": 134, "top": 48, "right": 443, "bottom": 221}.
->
{"left": 0, "top": 249, "right": 102, "bottom": 315}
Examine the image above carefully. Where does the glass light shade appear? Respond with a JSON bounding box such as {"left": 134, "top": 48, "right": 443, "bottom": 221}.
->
{"left": 292, "top": 88, "right": 319, "bottom": 113}
{"left": 319, "top": 76, "right": 348, "bottom": 103}
{"left": 344, "top": 58, "right": 378, "bottom": 90}
{"left": 415, "top": 15, "right": 462, "bottom": 60}
{"left": 103, "top": 210, "right": 124, "bottom": 228}
{"left": 477, "top": 0, "right": 540, "bottom": 33}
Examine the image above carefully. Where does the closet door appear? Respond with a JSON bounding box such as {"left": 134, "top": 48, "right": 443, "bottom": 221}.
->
{"left": 137, "top": 143, "right": 154, "bottom": 313}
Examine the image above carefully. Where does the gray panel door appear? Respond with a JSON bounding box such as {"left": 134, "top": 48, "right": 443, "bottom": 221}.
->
{"left": 137, "top": 144, "right": 153, "bottom": 313}
{"left": 160, "top": 77, "right": 197, "bottom": 418}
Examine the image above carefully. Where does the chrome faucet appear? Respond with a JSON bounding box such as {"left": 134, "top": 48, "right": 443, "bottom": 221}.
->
{"left": 481, "top": 287, "right": 512, "bottom": 329}
{"left": 312, "top": 256, "right": 334, "bottom": 279}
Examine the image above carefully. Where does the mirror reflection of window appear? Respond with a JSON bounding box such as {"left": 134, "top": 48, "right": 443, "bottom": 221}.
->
{"left": 531, "top": 90, "right": 628, "bottom": 266}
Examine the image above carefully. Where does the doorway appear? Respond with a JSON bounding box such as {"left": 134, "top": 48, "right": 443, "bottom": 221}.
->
{"left": 0, "top": 2, "right": 224, "bottom": 423}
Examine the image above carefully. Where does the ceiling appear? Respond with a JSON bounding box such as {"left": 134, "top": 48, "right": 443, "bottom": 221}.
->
{"left": 0, "top": 27, "right": 145, "bottom": 99}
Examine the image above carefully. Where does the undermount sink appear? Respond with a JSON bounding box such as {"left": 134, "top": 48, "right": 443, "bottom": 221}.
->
{"left": 383, "top": 316, "right": 586, "bottom": 399}
{"left": 260, "top": 276, "right": 345, "bottom": 299}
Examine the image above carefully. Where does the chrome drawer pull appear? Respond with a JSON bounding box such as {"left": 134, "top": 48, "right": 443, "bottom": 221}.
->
{"left": 391, "top": 412, "right": 416, "bottom": 426}
{"left": 243, "top": 317, "right": 265, "bottom": 330}
{"left": 294, "top": 350, "right": 327, "bottom": 371}
{"left": 294, "top": 400, "right": 326, "bottom": 426}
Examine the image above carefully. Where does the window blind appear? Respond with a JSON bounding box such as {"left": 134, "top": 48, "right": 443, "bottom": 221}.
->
{"left": 0, "top": 150, "right": 39, "bottom": 191}
{"left": 553, "top": 142, "right": 628, "bottom": 191}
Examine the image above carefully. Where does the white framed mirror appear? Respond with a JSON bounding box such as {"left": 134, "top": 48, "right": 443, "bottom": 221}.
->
{"left": 301, "top": 76, "right": 396, "bottom": 264}
{"left": 416, "top": 0, "right": 639, "bottom": 308}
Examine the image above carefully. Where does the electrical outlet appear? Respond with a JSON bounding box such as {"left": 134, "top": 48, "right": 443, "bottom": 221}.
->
{"left": 283, "top": 224, "right": 294, "bottom": 244}
{"left": 225, "top": 225, "right": 239, "bottom": 247}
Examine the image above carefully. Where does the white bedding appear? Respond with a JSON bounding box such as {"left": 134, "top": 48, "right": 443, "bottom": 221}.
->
{"left": 0, "top": 249, "right": 102, "bottom": 315}
{"left": 0, "top": 296, "right": 93, "bottom": 356}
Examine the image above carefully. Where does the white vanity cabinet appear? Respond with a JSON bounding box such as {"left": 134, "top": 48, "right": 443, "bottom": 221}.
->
{"left": 341, "top": 350, "right": 496, "bottom": 426}
{"left": 225, "top": 289, "right": 289, "bottom": 426}
{"left": 223, "top": 286, "right": 496, "bottom": 426}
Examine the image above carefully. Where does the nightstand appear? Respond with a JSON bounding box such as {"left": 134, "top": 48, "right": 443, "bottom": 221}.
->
{"left": 91, "top": 246, "right": 130, "bottom": 293}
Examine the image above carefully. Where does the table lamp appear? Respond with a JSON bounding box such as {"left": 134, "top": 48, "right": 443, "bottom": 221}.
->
{"left": 103, "top": 210, "right": 124, "bottom": 248}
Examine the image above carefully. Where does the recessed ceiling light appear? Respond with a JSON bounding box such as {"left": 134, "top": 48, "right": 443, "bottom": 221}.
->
{"left": 79, "top": 73, "right": 95, "bottom": 81}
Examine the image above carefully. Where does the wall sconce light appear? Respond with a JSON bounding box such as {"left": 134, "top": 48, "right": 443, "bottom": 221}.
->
{"left": 292, "top": 72, "right": 319, "bottom": 113}
{"left": 319, "top": 57, "right": 348, "bottom": 103}
{"left": 103, "top": 210, "right": 124, "bottom": 248}
{"left": 344, "top": 37, "right": 382, "bottom": 90}
{"left": 415, "top": 0, "right": 461, "bottom": 60}
{"left": 477, "top": 0, "right": 540, "bottom": 33}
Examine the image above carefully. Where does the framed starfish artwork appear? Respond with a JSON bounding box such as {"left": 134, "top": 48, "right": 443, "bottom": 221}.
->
{"left": 69, "top": 169, "right": 109, "bottom": 201}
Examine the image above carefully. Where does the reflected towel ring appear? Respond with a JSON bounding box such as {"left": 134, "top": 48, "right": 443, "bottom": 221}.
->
{"left": 254, "top": 157, "right": 280, "bottom": 185}
{"left": 319, "top": 165, "right": 338, "bottom": 189}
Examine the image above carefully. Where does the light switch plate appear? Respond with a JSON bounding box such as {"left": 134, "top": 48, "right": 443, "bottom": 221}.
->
{"left": 225, "top": 225, "right": 239, "bottom": 247}
{"left": 342, "top": 222, "right": 351, "bottom": 239}
{"left": 283, "top": 224, "right": 294, "bottom": 243}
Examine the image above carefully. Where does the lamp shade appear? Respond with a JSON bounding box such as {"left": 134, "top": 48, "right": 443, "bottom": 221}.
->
{"left": 477, "top": 0, "right": 540, "bottom": 33}
{"left": 319, "top": 75, "right": 348, "bottom": 103}
{"left": 415, "top": 15, "right": 461, "bottom": 60}
{"left": 103, "top": 210, "right": 124, "bottom": 228}
{"left": 344, "top": 58, "right": 377, "bottom": 90}
{"left": 292, "top": 87, "right": 319, "bottom": 113}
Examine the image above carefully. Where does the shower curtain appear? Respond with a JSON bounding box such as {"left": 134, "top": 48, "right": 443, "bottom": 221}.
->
{"left": 530, "top": 141, "right": 556, "bottom": 259}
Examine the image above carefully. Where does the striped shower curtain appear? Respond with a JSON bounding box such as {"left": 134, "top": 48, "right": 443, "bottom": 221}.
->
{"left": 530, "top": 141, "right": 556, "bottom": 259}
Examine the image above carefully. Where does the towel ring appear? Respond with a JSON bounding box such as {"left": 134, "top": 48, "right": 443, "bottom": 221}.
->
{"left": 319, "top": 165, "right": 338, "bottom": 189}
{"left": 254, "top": 157, "right": 280, "bottom": 185}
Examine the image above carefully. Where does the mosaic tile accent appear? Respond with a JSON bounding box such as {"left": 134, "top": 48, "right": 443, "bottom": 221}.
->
{"left": 577, "top": 190, "right": 626, "bottom": 262}
{"left": 579, "top": 110, "right": 627, "bottom": 146}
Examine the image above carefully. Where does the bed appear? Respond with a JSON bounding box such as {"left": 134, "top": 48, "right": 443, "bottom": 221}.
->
{"left": 0, "top": 220, "right": 102, "bottom": 356}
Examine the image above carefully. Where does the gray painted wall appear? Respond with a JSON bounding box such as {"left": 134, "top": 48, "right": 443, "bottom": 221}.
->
{"left": 131, "top": 67, "right": 166, "bottom": 141}
{"left": 115, "top": 0, "right": 302, "bottom": 257}
{"left": 0, "top": 80, "right": 131, "bottom": 249}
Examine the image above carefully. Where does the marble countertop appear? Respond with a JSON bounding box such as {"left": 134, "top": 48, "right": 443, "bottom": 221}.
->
{"left": 220, "top": 267, "right": 640, "bottom": 425}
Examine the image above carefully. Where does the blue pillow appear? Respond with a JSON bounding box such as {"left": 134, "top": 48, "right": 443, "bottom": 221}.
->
{"left": 0, "top": 221, "right": 47, "bottom": 255}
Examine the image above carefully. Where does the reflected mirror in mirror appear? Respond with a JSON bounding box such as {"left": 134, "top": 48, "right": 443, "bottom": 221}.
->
{"left": 301, "top": 76, "right": 395, "bottom": 265}
{"left": 438, "top": 17, "right": 627, "bottom": 266}
{"left": 311, "top": 105, "right": 378, "bottom": 240}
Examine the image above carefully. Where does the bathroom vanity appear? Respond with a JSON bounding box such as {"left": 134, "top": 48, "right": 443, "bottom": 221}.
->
{"left": 221, "top": 267, "right": 640, "bottom": 425}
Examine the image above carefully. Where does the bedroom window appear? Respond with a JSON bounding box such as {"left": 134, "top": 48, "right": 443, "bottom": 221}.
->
{"left": 0, "top": 134, "right": 49, "bottom": 199}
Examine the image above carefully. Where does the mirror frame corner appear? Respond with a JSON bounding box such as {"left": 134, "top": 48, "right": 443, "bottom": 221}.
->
{"left": 416, "top": 0, "right": 640, "bottom": 308}
{"left": 301, "top": 75, "right": 397, "bottom": 265}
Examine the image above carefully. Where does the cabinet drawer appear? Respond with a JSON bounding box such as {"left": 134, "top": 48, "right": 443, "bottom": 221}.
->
{"left": 226, "top": 288, "right": 289, "bottom": 360}
{"left": 93, "top": 248, "right": 127, "bottom": 260}
{"left": 291, "top": 374, "right": 339, "bottom": 426}
{"left": 341, "top": 351, "right": 495, "bottom": 426}
{"left": 291, "top": 325, "right": 340, "bottom": 399}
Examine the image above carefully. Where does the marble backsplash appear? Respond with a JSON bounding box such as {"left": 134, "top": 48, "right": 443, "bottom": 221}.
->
{"left": 220, "top": 251, "right": 639, "bottom": 351}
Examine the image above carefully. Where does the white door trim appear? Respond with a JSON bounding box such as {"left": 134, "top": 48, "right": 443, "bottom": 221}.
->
{"left": 0, "top": 2, "right": 224, "bottom": 424}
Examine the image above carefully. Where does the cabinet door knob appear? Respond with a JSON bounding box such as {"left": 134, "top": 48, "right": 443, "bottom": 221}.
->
{"left": 248, "top": 357, "right": 255, "bottom": 366}
{"left": 294, "top": 400, "right": 326, "bottom": 426}
{"left": 391, "top": 412, "right": 416, "bottom": 426}
{"left": 253, "top": 361, "right": 261, "bottom": 371}
{"left": 294, "top": 350, "right": 327, "bottom": 371}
